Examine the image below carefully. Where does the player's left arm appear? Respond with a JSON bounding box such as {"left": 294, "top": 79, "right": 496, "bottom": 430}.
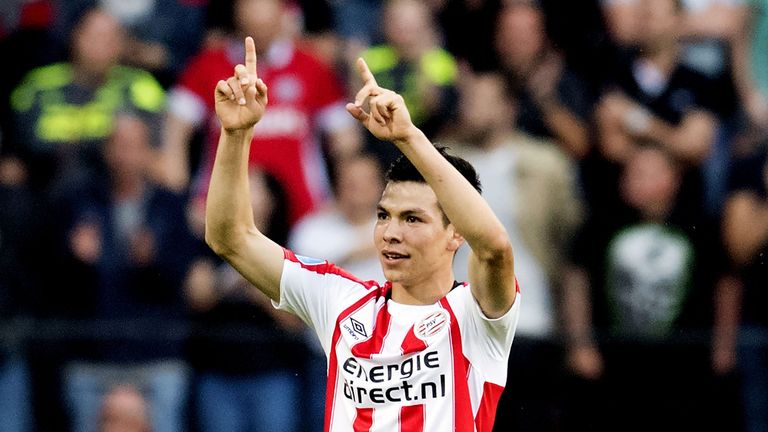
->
{"left": 346, "top": 58, "right": 516, "bottom": 318}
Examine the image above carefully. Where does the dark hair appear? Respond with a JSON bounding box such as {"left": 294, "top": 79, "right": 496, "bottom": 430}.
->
{"left": 384, "top": 146, "right": 482, "bottom": 225}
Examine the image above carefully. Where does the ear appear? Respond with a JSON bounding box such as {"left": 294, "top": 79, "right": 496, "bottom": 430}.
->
{"left": 446, "top": 225, "right": 465, "bottom": 253}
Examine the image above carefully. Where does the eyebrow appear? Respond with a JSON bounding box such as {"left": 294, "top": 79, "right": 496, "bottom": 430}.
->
{"left": 376, "top": 205, "right": 428, "bottom": 217}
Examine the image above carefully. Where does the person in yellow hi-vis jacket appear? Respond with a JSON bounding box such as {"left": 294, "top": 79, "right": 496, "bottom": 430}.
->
{"left": 7, "top": 7, "right": 165, "bottom": 194}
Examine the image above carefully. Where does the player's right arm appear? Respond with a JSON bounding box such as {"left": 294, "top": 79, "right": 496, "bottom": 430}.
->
{"left": 205, "top": 37, "right": 284, "bottom": 302}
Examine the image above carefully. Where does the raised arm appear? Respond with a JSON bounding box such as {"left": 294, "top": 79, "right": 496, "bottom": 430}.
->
{"left": 205, "top": 37, "right": 284, "bottom": 302}
{"left": 346, "top": 59, "right": 516, "bottom": 318}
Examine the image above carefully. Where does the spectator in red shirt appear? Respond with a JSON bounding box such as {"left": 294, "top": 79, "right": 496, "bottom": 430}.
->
{"left": 157, "top": 0, "right": 360, "bottom": 225}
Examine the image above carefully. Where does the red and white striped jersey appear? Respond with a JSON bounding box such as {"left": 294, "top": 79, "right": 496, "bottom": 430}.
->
{"left": 275, "top": 249, "right": 521, "bottom": 432}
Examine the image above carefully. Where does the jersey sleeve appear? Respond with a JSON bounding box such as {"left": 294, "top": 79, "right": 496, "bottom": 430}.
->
{"left": 274, "top": 248, "right": 379, "bottom": 354}
{"left": 451, "top": 283, "right": 521, "bottom": 385}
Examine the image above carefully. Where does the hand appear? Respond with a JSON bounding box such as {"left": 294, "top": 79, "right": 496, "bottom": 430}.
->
{"left": 214, "top": 37, "right": 269, "bottom": 132}
{"left": 567, "top": 344, "right": 604, "bottom": 380}
{"left": 346, "top": 58, "right": 417, "bottom": 143}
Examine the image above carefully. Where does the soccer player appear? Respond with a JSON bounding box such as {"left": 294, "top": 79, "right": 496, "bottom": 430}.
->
{"left": 206, "top": 37, "right": 520, "bottom": 431}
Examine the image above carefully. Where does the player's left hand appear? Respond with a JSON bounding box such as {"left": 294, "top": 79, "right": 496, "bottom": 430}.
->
{"left": 346, "top": 58, "right": 418, "bottom": 143}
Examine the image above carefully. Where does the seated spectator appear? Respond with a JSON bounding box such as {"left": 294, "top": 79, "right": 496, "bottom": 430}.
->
{"left": 494, "top": 0, "right": 593, "bottom": 159}
{"left": 184, "top": 167, "right": 307, "bottom": 432}
{"left": 359, "top": 0, "right": 458, "bottom": 161}
{"left": 158, "top": 0, "right": 360, "bottom": 226}
{"left": 59, "top": 113, "right": 190, "bottom": 432}
{"left": 439, "top": 71, "right": 583, "bottom": 431}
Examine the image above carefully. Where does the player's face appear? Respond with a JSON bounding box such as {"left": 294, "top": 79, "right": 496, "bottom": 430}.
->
{"left": 374, "top": 181, "right": 460, "bottom": 286}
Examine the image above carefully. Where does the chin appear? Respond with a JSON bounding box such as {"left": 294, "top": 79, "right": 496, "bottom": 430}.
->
{"left": 382, "top": 267, "right": 405, "bottom": 283}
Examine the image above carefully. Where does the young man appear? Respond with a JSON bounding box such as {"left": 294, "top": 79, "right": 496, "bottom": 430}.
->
{"left": 205, "top": 37, "right": 520, "bottom": 431}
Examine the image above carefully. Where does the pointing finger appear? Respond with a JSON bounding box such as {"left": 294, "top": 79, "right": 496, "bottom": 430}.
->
{"left": 245, "top": 36, "right": 258, "bottom": 80}
{"left": 356, "top": 57, "right": 377, "bottom": 87}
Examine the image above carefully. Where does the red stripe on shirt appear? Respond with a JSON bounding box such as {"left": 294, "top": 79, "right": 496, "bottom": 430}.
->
{"left": 352, "top": 301, "right": 392, "bottom": 358}
{"left": 353, "top": 407, "right": 374, "bottom": 432}
{"left": 283, "top": 248, "right": 379, "bottom": 289}
{"left": 325, "top": 288, "right": 381, "bottom": 432}
{"left": 400, "top": 404, "right": 424, "bottom": 432}
{"left": 440, "top": 297, "right": 475, "bottom": 431}
{"left": 474, "top": 381, "right": 505, "bottom": 432}
{"left": 400, "top": 325, "right": 428, "bottom": 355}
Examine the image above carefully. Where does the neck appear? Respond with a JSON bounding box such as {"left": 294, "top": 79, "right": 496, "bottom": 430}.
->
{"left": 390, "top": 270, "right": 455, "bottom": 305}
{"left": 73, "top": 63, "right": 108, "bottom": 88}
{"left": 640, "top": 200, "right": 674, "bottom": 223}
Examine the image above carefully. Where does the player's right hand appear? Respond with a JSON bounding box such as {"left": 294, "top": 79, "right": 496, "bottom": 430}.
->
{"left": 214, "top": 36, "right": 268, "bottom": 132}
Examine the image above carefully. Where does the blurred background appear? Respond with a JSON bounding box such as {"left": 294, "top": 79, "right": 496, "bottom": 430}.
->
{"left": 0, "top": 0, "right": 766, "bottom": 431}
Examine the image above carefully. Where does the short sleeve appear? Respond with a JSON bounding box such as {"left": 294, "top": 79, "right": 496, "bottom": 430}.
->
{"left": 449, "top": 284, "right": 520, "bottom": 385}
{"left": 275, "top": 249, "right": 380, "bottom": 354}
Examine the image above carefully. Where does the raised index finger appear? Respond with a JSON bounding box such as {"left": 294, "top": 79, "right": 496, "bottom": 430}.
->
{"left": 356, "top": 57, "right": 377, "bottom": 86}
{"left": 245, "top": 36, "right": 258, "bottom": 80}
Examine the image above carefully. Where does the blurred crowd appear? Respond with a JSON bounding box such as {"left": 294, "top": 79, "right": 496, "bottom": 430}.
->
{"left": 0, "top": 0, "right": 766, "bottom": 431}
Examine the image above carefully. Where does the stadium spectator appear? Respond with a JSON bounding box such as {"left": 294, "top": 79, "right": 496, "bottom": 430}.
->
{"left": 592, "top": 0, "right": 722, "bottom": 215}
{"left": 723, "top": 140, "right": 768, "bottom": 432}
{"left": 289, "top": 154, "right": 385, "bottom": 281}
{"left": 562, "top": 146, "right": 736, "bottom": 431}
{"left": 359, "top": 0, "right": 459, "bottom": 163}
{"left": 441, "top": 71, "right": 582, "bottom": 431}
{"left": 58, "top": 113, "right": 190, "bottom": 432}
{"left": 54, "top": 0, "right": 209, "bottom": 87}
{"left": 158, "top": 0, "right": 359, "bottom": 225}
{"left": 494, "top": 0, "right": 593, "bottom": 160}
{"left": 7, "top": 7, "right": 165, "bottom": 196}
{"left": 184, "top": 167, "right": 307, "bottom": 432}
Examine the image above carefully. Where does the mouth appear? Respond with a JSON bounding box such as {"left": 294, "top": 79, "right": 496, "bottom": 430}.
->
{"left": 381, "top": 251, "right": 410, "bottom": 263}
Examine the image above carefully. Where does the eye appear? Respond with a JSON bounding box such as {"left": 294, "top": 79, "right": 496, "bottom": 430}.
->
{"left": 405, "top": 215, "right": 420, "bottom": 223}
{"left": 377, "top": 212, "right": 389, "bottom": 221}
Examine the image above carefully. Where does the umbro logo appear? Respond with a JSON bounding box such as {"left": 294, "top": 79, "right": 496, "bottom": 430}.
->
{"left": 350, "top": 318, "right": 367, "bottom": 338}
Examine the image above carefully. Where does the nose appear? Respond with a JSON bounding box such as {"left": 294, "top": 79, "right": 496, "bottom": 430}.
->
{"left": 381, "top": 219, "right": 402, "bottom": 243}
